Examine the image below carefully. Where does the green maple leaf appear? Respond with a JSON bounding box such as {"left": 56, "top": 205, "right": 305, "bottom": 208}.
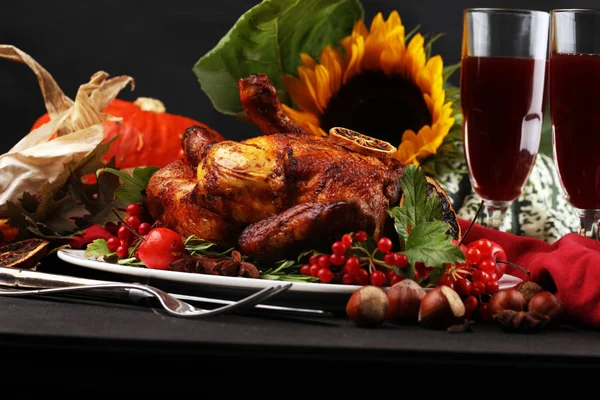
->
{"left": 400, "top": 221, "right": 465, "bottom": 269}
{"left": 84, "top": 238, "right": 112, "bottom": 259}
{"left": 387, "top": 164, "right": 443, "bottom": 245}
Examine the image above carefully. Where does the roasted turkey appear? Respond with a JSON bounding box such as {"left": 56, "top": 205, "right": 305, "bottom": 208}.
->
{"left": 145, "top": 74, "right": 404, "bottom": 261}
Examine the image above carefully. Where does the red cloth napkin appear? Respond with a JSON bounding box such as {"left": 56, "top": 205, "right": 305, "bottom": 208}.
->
{"left": 458, "top": 218, "right": 600, "bottom": 329}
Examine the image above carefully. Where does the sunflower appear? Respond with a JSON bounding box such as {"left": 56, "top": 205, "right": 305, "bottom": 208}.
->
{"left": 281, "top": 11, "right": 455, "bottom": 166}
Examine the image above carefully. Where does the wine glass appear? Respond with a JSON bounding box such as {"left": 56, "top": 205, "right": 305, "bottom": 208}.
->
{"left": 460, "top": 8, "right": 550, "bottom": 231}
{"left": 549, "top": 9, "right": 600, "bottom": 239}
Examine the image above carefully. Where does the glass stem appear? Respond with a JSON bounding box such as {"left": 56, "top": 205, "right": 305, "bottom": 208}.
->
{"left": 577, "top": 210, "right": 600, "bottom": 240}
{"left": 484, "top": 200, "right": 510, "bottom": 232}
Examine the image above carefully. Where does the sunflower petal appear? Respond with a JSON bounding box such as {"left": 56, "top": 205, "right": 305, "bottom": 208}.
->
{"left": 370, "top": 12, "right": 386, "bottom": 35}
{"left": 282, "top": 74, "right": 321, "bottom": 115}
{"left": 343, "top": 37, "right": 364, "bottom": 83}
{"left": 314, "top": 64, "right": 332, "bottom": 110}
{"left": 381, "top": 47, "right": 398, "bottom": 76}
{"left": 386, "top": 10, "right": 403, "bottom": 33}
{"left": 298, "top": 67, "right": 325, "bottom": 114}
{"left": 282, "top": 104, "right": 323, "bottom": 136}
{"left": 300, "top": 53, "right": 317, "bottom": 69}
{"left": 320, "top": 45, "right": 344, "bottom": 98}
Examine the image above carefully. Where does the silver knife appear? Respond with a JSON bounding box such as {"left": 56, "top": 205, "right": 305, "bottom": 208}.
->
{"left": 0, "top": 266, "right": 333, "bottom": 317}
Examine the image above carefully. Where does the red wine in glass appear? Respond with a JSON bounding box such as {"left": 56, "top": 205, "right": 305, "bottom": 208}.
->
{"left": 550, "top": 9, "right": 600, "bottom": 238}
{"left": 550, "top": 53, "right": 600, "bottom": 210}
{"left": 461, "top": 56, "right": 546, "bottom": 202}
{"left": 461, "top": 9, "right": 549, "bottom": 231}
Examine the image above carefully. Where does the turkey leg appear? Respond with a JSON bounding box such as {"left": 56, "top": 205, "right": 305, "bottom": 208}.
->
{"left": 238, "top": 73, "right": 311, "bottom": 136}
{"left": 238, "top": 201, "right": 374, "bottom": 262}
{"left": 182, "top": 125, "right": 225, "bottom": 167}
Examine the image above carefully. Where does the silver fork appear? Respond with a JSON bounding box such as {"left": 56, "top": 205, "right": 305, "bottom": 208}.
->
{"left": 0, "top": 282, "right": 292, "bottom": 319}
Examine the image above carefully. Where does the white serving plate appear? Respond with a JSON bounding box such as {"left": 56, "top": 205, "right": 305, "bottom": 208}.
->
{"left": 57, "top": 248, "right": 523, "bottom": 295}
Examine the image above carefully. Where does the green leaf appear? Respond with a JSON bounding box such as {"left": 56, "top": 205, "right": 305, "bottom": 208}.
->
{"left": 84, "top": 239, "right": 112, "bottom": 258}
{"left": 419, "top": 125, "right": 467, "bottom": 178}
{"left": 256, "top": 258, "right": 320, "bottom": 282}
{"left": 182, "top": 235, "right": 235, "bottom": 256}
{"left": 296, "top": 249, "right": 315, "bottom": 263}
{"left": 132, "top": 166, "right": 161, "bottom": 187}
{"left": 400, "top": 221, "right": 465, "bottom": 268}
{"left": 98, "top": 166, "right": 159, "bottom": 204}
{"left": 427, "top": 265, "right": 447, "bottom": 286}
{"left": 113, "top": 185, "right": 146, "bottom": 205}
{"left": 424, "top": 32, "right": 445, "bottom": 59}
{"left": 442, "top": 62, "right": 460, "bottom": 83}
{"left": 192, "top": 0, "right": 363, "bottom": 116}
{"left": 405, "top": 24, "right": 422, "bottom": 43}
{"left": 186, "top": 242, "right": 217, "bottom": 252}
{"left": 387, "top": 207, "right": 411, "bottom": 247}
{"left": 117, "top": 257, "right": 144, "bottom": 266}
{"left": 387, "top": 164, "right": 443, "bottom": 244}
{"left": 260, "top": 274, "right": 317, "bottom": 282}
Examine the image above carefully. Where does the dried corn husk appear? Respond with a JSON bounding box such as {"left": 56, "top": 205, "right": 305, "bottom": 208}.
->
{"left": 0, "top": 45, "right": 134, "bottom": 217}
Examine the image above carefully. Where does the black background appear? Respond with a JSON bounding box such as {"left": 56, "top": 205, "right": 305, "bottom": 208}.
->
{"left": 1, "top": 0, "right": 597, "bottom": 153}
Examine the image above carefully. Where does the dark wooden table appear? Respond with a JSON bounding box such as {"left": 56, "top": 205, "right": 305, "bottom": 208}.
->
{"left": 1, "top": 256, "right": 598, "bottom": 393}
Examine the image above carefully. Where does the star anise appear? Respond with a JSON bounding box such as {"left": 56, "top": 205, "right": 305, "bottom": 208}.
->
{"left": 169, "top": 253, "right": 217, "bottom": 274}
{"left": 169, "top": 250, "right": 259, "bottom": 278}
{"left": 494, "top": 310, "right": 549, "bottom": 333}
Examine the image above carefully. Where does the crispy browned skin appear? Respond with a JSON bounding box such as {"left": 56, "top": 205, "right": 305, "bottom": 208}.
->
{"left": 238, "top": 73, "right": 311, "bottom": 136}
{"left": 146, "top": 74, "right": 404, "bottom": 261}
{"left": 238, "top": 202, "right": 371, "bottom": 262}
{"left": 182, "top": 125, "right": 225, "bottom": 167}
{"left": 194, "top": 133, "right": 401, "bottom": 224}
{"left": 145, "top": 160, "right": 242, "bottom": 246}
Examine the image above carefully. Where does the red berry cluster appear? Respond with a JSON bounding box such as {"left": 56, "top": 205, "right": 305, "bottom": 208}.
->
{"left": 104, "top": 202, "right": 154, "bottom": 259}
{"left": 300, "top": 231, "right": 409, "bottom": 286}
{"left": 437, "top": 238, "right": 509, "bottom": 320}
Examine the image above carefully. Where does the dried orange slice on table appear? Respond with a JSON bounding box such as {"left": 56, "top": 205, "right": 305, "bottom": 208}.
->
{"left": 0, "top": 238, "right": 50, "bottom": 269}
{"left": 329, "top": 127, "right": 397, "bottom": 159}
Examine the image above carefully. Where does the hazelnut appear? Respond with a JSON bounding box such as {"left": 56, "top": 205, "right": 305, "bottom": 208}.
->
{"left": 346, "top": 285, "right": 388, "bottom": 327}
{"left": 528, "top": 291, "right": 566, "bottom": 327}
{"left": 386, "top": 279, "right": 426, "bottom": 322}
{"left": 418, "top": 285, "right": 466, "bottom": 330}
{"left": 514, "top": 280, "right": 543, "bottom": 303}
{"left": 487, "top": 288, "right": 527, "bottom": 317}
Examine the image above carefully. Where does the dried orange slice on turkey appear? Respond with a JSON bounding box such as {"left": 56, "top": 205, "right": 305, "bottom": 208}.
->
{"left": 329, "top": 127, "right": 397, "bottom": 159}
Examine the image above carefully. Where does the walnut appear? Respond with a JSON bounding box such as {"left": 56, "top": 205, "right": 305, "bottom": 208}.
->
{"left": 494, "top": 310, "right": 549, "bottom": 333}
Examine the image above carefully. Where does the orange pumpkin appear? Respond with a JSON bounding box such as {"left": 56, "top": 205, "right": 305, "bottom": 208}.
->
{"left": 31, "top": 97, "right": 222, "bottom": 169}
